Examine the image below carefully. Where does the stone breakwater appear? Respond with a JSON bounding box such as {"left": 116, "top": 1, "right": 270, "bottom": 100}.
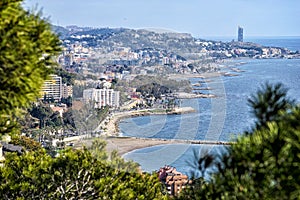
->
{"left": 174, "top": 92, "right": 216, "bottom": 99}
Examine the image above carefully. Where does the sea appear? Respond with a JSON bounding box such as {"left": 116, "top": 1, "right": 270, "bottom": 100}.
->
{"left": 121, "top": 37, "right": 300, "bottom": 178}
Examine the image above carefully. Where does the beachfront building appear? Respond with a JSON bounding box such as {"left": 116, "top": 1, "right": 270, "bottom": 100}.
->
{"left": 40, "top": 74, "right": 62, "bottom": 101}
{"left": 83, "top": 88, "right": 120, "bottom": 109}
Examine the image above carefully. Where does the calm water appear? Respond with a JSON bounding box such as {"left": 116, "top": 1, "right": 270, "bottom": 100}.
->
{"left": 122, "top": 58, "right": 300, "bottom": 176}
{"left": 122, "top": 38, "right": 300, "bottom": 176}
{"left": 246, "top": 37, "right": 300, "bottom": 52}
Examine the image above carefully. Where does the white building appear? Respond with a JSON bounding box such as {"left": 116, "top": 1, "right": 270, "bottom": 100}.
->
{"left": 83, "top": 88, "right": 120, "bottom": 109}
{"left": 40, "top": 75, "right": 62, "bottom": 101}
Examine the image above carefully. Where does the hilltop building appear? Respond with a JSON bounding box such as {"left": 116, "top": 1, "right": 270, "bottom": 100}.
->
{"left": 83, "top": 88, "right": 120, "bottom": 109}
{"left": 238, "top": 26, "right": 243, "bottom": 42}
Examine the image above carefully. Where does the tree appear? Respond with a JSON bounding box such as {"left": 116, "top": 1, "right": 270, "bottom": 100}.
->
{"left": 248, "top": 82, "right": 295, "bottom": 128}
{"left": 47, "top": 111, "right": 63, "bottom": 127}
{"left": 55, "top": 68, "right": 76, "bottom": 86}
{"left": 0, "top": 0, "right": 61, "bottom": 136}
{"left": 10, "top": 135, "right": 43, "bottom": 152}
{"left": 62, "top": 108, "right": 76, "bottom": 130}
{"left": 0, "top": 141, "right": 168, "bottom": 199}
{"left": 29, "top": 103, "right": 53, "bottom": 128}
{"left": 61, "top": 96, "right": 73, "bottom": 107}
{"left": 180, "top": 83, "right": 300, "bottom": 199}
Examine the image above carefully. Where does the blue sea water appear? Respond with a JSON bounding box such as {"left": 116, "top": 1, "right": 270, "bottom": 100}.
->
{"left": 246, "top": 37, "right": 300, "bottom": 52}
{"left": 122, "top": 39, "right": 300, "bottom": 177}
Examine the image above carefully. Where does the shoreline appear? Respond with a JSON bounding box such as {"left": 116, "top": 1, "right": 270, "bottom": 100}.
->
{"left": 100, "top": 107, "right": 196, "bottom": 136}
{"left": 75, "top": 136, "right": 233, "bottom": 156}
{"left": 91, "top": 68, "right": 243, "bottom": 155}
{"left": 108, "top": 137, "right": 233, "bottom": 156}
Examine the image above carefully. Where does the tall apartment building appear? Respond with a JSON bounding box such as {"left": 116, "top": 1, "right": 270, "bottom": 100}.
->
{"left": 83, "top": 88, "right": 120, "bottom": 109}
{"left": 41, "top": 75, "right": 62, "bottom": 101}
{"left": 238, "top": 26, "right": 244, "bottom": 42}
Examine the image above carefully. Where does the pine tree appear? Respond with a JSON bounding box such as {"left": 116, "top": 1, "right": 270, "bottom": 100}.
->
{"left": 0, "top": 0, "right": 61, "bottom": 136}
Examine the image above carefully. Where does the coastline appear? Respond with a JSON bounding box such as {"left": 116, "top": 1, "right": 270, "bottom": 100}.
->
{"left": 100, "top": 107, "right": 196, "bottom": 136}
{"left": 75, "top": 136, "right": 233, "bottom": 156}
{"left": 89, "top": 67, "right": 246, "bottom": 156}
{"left": 106, "top": 137, "right": 233, "bottom": 156}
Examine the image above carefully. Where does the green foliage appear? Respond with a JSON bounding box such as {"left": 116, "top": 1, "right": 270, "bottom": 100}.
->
{"left": 61, "top": 96, "right": 73, "bottom": 107}
{"left": 116, "top": 75, "right": 192, "bottom": 93}
{"left": 248, "top": 82, "right": 295, "bottom": 128}
{"left": 72, "top": 84, "right": 86, "bottom": 98}
{"left": 88, "top": 139, "right": 140, "bottom": 173}
{"left": 0, "top": 141, "right": 167, "bottom": 199}
{"left": 29, "top": 103, "right": 64, "bottom": 128}
{"left": 55, "top": 68, "right": 76, "bottom": 85}
{"left": 10, "top": 135, "right": 42, "bottom": 152}
{"left": 29, "top": 103, "right": 53, "bottom": 128}
{"left": 180, "top": 83, "right": 300, "bottom": 199}
{"left": 0, "top": 0, "right": 61, "bottom": 136}
{"left": 71, "top": 104, "right": 110, "bottom": 135}
{"left": 62, "top": 108, "right": 76, "bottom": 130}
{"left": 0, "top": 149, "right": 53, "bottom": 199}
{"left": 137, "top": 82, "right": 171, "bottom": 98}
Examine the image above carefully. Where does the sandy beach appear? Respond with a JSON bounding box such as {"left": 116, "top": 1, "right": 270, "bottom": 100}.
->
{"left": 103, "top": 137, "right": 233, "bottom": 156}
{"left": 86, "top": 105, "right": 232, "bottom": 156}
{"left": 73, "top": 107, "right": 195, "bottom": 155}
{"left": 74, "top": 136, "right": 182, "bottom": 156}
{"left": 73, "top": 106, "right": 232, "bottom": 157}
{"left": 105, "top": 137, "right": 181, "bottom": 156}
{"left": 75, "top": 136, "right": 233, "bottom": 156}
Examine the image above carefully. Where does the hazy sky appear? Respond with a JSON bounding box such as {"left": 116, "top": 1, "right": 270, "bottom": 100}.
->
{"left": 23, "top": 0, "right": 300, "bottom": 37}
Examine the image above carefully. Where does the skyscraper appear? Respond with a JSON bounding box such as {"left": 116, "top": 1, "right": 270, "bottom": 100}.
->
{"left": 238, "top": 26, "right": 243, "bottom": 42}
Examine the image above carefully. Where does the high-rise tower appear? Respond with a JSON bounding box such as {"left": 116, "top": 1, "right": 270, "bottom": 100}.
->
{"left": 40, "top": 75, "right": 62, "bottom": 101}
{"left": 238, "top": 26, "right": 243, "bottom": 42}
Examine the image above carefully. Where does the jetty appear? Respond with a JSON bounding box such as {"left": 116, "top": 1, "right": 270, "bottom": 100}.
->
{"left": 174, "top": 92, "right": 216, "bottom": 99}
{"left": 128, "top": 137, "right": 235, "bottom": 146}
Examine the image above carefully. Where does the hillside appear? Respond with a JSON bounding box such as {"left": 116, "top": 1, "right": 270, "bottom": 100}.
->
{"left": 54, "top": 25, "right": 299, "bottom": 64}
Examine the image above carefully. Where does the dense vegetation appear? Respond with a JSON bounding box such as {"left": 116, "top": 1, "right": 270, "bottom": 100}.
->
{"left": 137, "top": 83, "right": 172, "bottom": 98}
{"left": 116, "top": 75, "right": 192, "bottom": 93}
{"left": 0, "top": 0, "right": 61, "bottom": 136}
{"left": 0, "top": 139, "right": 166, "bottom": 199}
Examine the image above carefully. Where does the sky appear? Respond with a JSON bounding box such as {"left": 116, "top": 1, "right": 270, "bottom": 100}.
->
{"left": 23, "top": 0, "right": 300, "bottom": 38}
